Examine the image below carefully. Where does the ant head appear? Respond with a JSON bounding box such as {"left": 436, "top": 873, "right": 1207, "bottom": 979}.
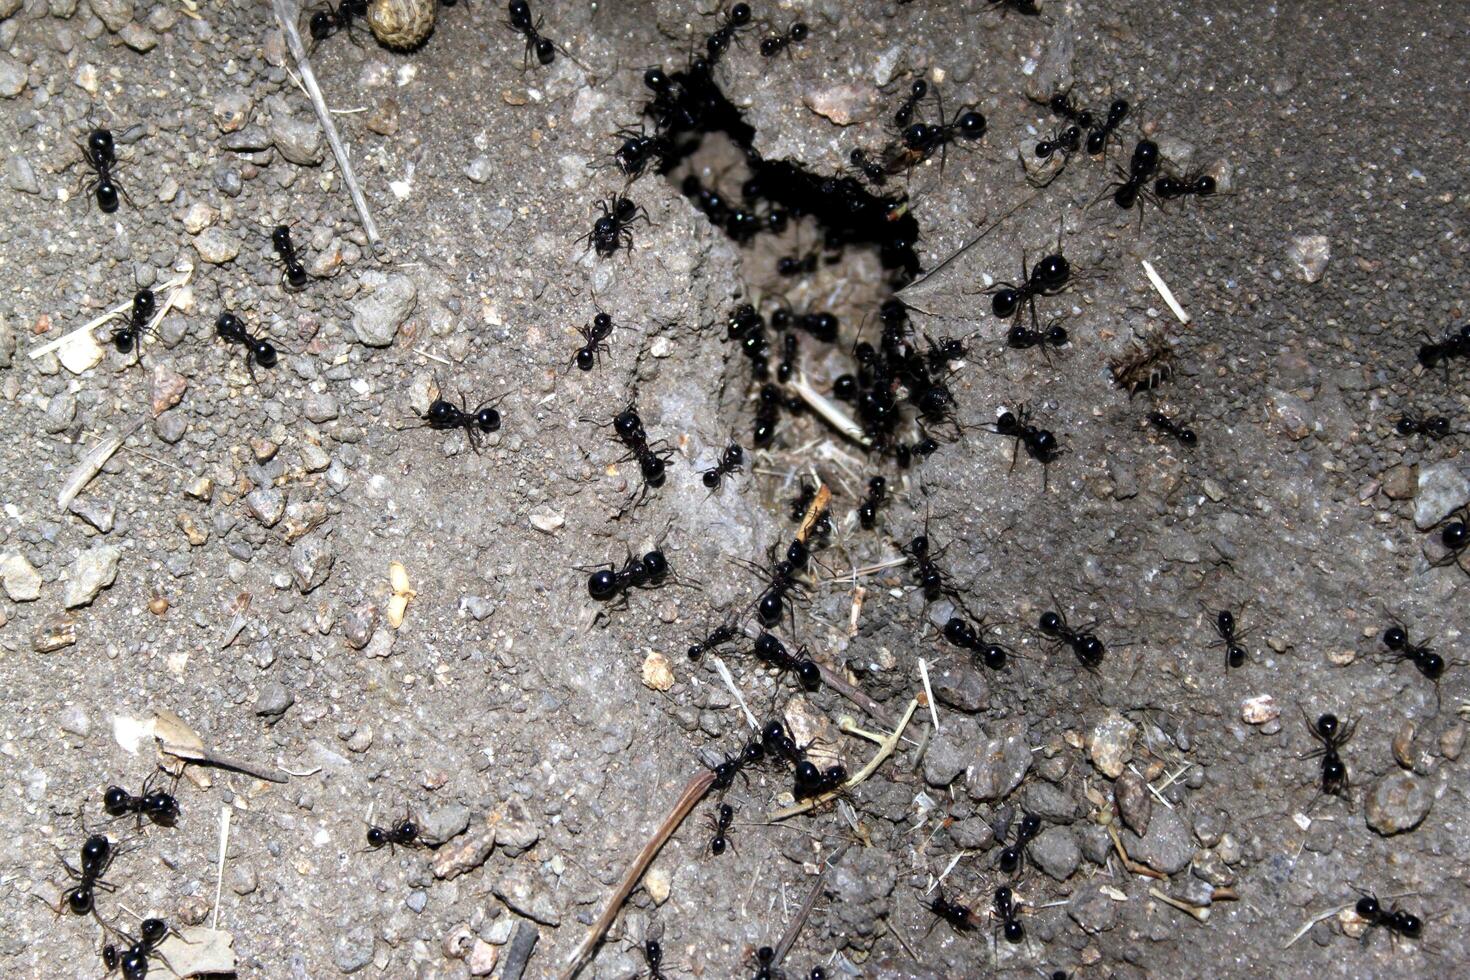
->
{"left": 88, "top": 128, "right": 114, "bottom": 158}
{"left": 1032, "top": 253, "right": 1071, "bottom": 290}
{"left": 1382, "top": 625, "right": 1408, "bottom": 650}
{"left": 132, "top": 289, "right": 155, "bottom": 319}
{"left": 82, "top": 834, "right": 112, "bottom": 864}
{"left": 139, "top": 918, "right": 167, "bottom": 946}
{"left": 271, "top": 224, "right": 292, "bottom": 252}
{"left": 216, "top": 311, "right": 245, "bottom": 340}
{"left": 103, "top": 785, "right": 130, "bottom": 815}
{"left": 1315, "top": 713, "right": 1339, "bottom": 740}
{"left": 1442, "top": 521, "right": 1468, "bottom": 550}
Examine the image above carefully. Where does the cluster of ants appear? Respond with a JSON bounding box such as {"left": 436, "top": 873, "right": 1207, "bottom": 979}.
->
{"left": 44, "top": 772, "right": 186, "bottom": 978}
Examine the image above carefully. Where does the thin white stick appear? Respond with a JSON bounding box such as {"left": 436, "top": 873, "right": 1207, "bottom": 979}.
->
{"left": 824, "top": 556, "right": 910, "bottom": 584}
{"left": 712, "top": 655, "right": 759, "bottom": 730}
{"left": 413, "top": 348, "right": 453, "bottom": 366}
{"left": 918, "top": 659, "right": 941, "bottom": 734}
{"left": 1283, "top": 903, "right": 1353, "bottom": 949}
{"left": 1142, "top": 259, "right": 1190, "bottom": 324}
{"left": 272, "top": 0, "right": 381, "bottom": 247}
{"left": 211, "top": 805, "right": 231, "bottom": 931}
{"left": 791, "top": 373, "right": 871, "bottom": 447}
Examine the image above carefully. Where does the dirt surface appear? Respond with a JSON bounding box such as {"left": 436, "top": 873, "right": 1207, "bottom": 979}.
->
{"left": 2, "top": 1, "right": 1469, "bottom": 978}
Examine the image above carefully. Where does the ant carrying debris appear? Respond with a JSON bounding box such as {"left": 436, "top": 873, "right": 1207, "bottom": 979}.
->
{"left": 702, "top": 442, "right": 745, "bottom": 489}
{"left": 991, "top": 406, "right": 1064, "bottom": 488}
{"left": 1085, "top": 98, "right": 1130, "bottom": 155}
{"left": 760, "top": 20, "right": 809, "bottom": 57}
{"left": 571, "top": 311, "right": 614, "bottom": 372}
{"left": 306, "top": 1, "right": 366, "bottom": 50}
{"left": 215, "top": 312, "right": 280, "bottom": 381}
{"left": 753, "top": 632, "right": 822, "bottom": 690}
{"left": 884, "top": 88, "right": 986, "bottom": 177}
{"left": 998, "top": 812, "right": 1042, "bottom": 875}
{"left": 580, "top": 195, "right": 649, "bottom": 257}
{"left": 77, "top": 128, "right": 128, "bottom": 214}
{"left": 101, "top": 917, "right": 174, "bottom": 980}
{"left": 1205, "top": 606, "right": 1248, "bottom": 669}
{"left": 506, "top": 0, "right": 558, "bottom": 66}
{"left": 707, "top": 802, "right": 735, "bottom": 856}
{"left": 104, "top": 770, "right": 179, "bottom": 828}
{"left": 1300, "top": 707, "right": 1354, "bottom": 808}
{"left": 1394, "top": 411, "right": 1450, "bottom": 439}
{"left": 109, "top": 289, "right": 155, "bottom": 359}
{"left": 1038, "top": 605, "right": 1106, "bottom": 672}
{"left": 49, "top": 834, "right": 118, "bottom": 916}
{"left": 271, "top": 225, "right": 309, "bottom": 290}
{"left": 365, "top": 815, "right": 420, "bottom": 852}
{"left": 1147, "top": 410, "right": 1197, "bottom": 447}
{"left": 410, "top": 381, "right": 505, "bottom": 453}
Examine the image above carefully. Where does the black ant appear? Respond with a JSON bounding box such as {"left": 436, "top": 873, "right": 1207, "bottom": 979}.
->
{"left": 998, "top": 812, "right": 1042, "bottom": 875}
{"left": 601, "top": 401, "right": 672, "bottom": 507}
{"left": 923, "top": 888, "right": 978, "bottom": 936}
{"left": 1006, "top": 318, "right": 1069, "bottom": 356}
{"left": 366, "top": 815, "right": 420, "bottom": 852}
{"left": 215, "top": 312, "right": 280, "bottom": 380}
{"left": 306, "top": 1, "right": 366, "bottom": 49}
{"left": 571, "top": 311, "right": 614, "bottom": 372}
{"left": 271, "top": 225, "right": 308, "bottom": 290}
{"left": 110, "top": 289, "right": 156, "bottom": 358}
{"left": 735, "top": 541, "right": 810, "bottom": 628}
{"left": 707, "top": 801, "right": 735, "bottom": 856}
{"left": 609, "top": 126, "right": 671, "bottom": 181}
{"left": 101, "top": 917, "right": 173, "bottom": 980}
{"left": 923, "top": 333, "right": 970, "bottom": 372}
{"left": 900, "top": 528, "right": 965, "bottom": 606}
{"left": 858, "top": 476, "right": 887, "bottom": 529}
{"left": 789, "top": 479, "right": 818, "bottom": 523}
{"left": 702, "top": 2, "right": 753, "bottom": 65}
{"left": 991, "top": 406, "right": 1064, "bottom": 488}
{"left": 1147, "top": 410, "right": 1197, "bottom": 447}
{"left": 886, "top": 89, "right": 987, "bottom": 177}
{"left": 585, "top": 533, "right": 690, "bottom": 606}
{"left": 1098, "top": 138, "right": 1162, "bottom": 221}
{"left": 984, "top": 0, "right": 1042, "bottom": 16}
{"left": 640, "top": 938, "right": 668, "bottom": 980}
{"left": 795, "top": 762, "right": 848, "bottom": 800}
{"left": 104, "top": 770, "right": 179, "bottom": 828}
{"left": 50, "top": 833, "right": 118, "bottom": 916}
{"left": 1432, "top": 510, "right": 1470, "bottom": 568}
{"left": 992, "top": 886, "right": 1026, "bottom": 944}
{"left": 986, "top": 233, "right": 1074, "bottom": 327}
{"left": 752, "top": 945, "right": 780, "bottom": 980}
{"left": 760, "top": 21, "right": 809, "bottom": 57}
{"left": 1204, "top": 606, "right": 1248, "bottom": 669}
{"left": 1085, "top": 98, "right": 1129, "bottom": 155}
{"left": 580, "top": 195, "right": 649, "bottom": 257}
{"left": 687, "top": 618, "right": 740, "bottom": 660}
{"left": 777, "top": 334, "right": 799, "bottom": 383}
{"left": 777, "top": 250, "right": 818, "bottom": 277}
{"left": 1038, "top": 606, "right": 1105, "bottom": 672}
{"left": 77, "top": 128, "right": 127, "bottom": 213}
{"left": 1155, "top": 170, "right": 1217, "bottom": 204}
{"left": 1300, "top": 707, "right": 1354, "bottom": 806}
{"left": 1380, "top": 621, "right": 1464, "bottom": 708}
{"left": 1417, "top": 325, "right": 1470, "bottom": 370}
{"left": 1395, "top": 411, "right": 1450, "bottom": 439}
{"left": 893, "top": 80, "right": 929, "bottom": 128}
{"left": 941, "top": 615, "right": 1015, "bottom": 671}
{"left": 702, "top": 442, "right": 745, "bottom": 489}
{"left": 1040, "top": 86, "right": 1095, "bottom": 130}
{"left": 506, "top": 0, "right": 558, "bottom": 66}
{"left": 1354, "top": 891, "right": 1425, "bottom": 945}
{"left": 753, "top": 632, "right": 821, "bottom": 690}
{"left": 705, "top": 732, "right": 764, "bottom": 790}
{"left": 411, "top": 381, "right": 505, "bottom": 453}
{"left": 1023, "top": 125, "right": 1081, "bottom": 187}
{"left": 849, "top": 147, "right": 887, "bottom": 185}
